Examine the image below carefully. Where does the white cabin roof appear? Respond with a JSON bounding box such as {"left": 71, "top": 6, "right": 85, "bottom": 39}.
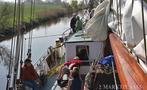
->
{"left": 66, "top": 31, "right": 93, "bottom": 43}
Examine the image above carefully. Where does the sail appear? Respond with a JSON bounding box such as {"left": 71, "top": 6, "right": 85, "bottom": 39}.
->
{"left": 109, "top": 0, "right": 147, "bottom": 48}
{"left": 131, "top": 0, "right": 147, "bottom": 46}
{"left": 133, "top": 35, "right": 147, "bottom": 62}
{"left": 85, "top": 0, "right": 110, "bottom": 41}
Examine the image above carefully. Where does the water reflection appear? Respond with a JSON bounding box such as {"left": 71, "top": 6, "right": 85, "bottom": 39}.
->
{"left": 0, "top": 46, "right": 11, "bottom": 67}
{"left": 0, "top": 16, "right": 71, "bottom": 90}
{"left": 0, "top": 11, "right": 85, "bottom": 90}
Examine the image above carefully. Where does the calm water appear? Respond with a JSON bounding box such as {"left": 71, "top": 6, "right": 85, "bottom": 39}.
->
{"left": 0, "top": 11, "right": 86, "bottom": 89}
{"left": 0, "top": 16, "right": 71, "bottom": 90}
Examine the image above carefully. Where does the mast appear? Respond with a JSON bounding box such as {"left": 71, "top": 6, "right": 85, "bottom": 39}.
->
{"left": 9, "top": 0, "right": 24, "bottom": 89}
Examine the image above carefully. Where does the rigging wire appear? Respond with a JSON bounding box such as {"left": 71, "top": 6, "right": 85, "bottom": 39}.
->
{"left": 33, "top": 0, "right": 35, "bottom": 20}
{"left": 13, "top": 0, "right": 22, "bottom": 88}
{"left": 27, "top": 0, "right": 34, "bottom": 57}
{"left": 6, "top": 0, "right": 17, "bottom": 89}
{"left": 119, "top": 0, "right": 122, "bottom": 38}
{"left": 19, "top": 0, "right": 25, "bottom": 80}
{"left": 141, "top": 0, "right": 147, "bottom": 64}
{"left": 20, "top": 0, "right": 25, "bottom": 63}
{"left": 116, "top": 0, "right": 120, "bottom": 36}
{"left": 25, "top": 34, "right": 64, "bottom": 39}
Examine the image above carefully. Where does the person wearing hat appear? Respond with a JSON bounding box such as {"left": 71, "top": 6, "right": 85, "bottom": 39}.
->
{"left": 21, "top": 58, "right": 40, "bottom": 90}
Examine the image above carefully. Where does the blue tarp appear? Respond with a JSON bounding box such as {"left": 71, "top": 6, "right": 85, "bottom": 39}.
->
{"left": 98, "top": 55, "right": 114, "bottom": 65}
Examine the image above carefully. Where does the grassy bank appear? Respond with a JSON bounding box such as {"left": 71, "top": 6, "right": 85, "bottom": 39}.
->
{"left": 0, "top": 2, "right": 73, "bottom": 41}
{"left": 22, "top": 3, "right": 66, "bottom": 23}
{"left": 4, "top": 3, "right": 67, "bottom": 27}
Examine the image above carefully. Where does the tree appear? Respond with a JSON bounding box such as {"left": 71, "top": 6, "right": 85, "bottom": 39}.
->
{"left": 54, "top": 0, "right": 61, "bottom": 3}
{"left": 78, "top": 1, "right": 86, "bottom": 10}
{"left": 0, "top": 3, "right": 13, "bottom": 31}
{"left": 71, "top": 0, "right": 78, "bottom": 10}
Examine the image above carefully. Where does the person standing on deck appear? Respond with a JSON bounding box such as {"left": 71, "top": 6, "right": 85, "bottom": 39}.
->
{"left": 70, "top": 14, "right": 77, "bottom": 33}
{"left": 75, "top": 16, "right": 83, "bottom": 31}
{"left": 21, "top": 58, "right": 40, "bottom": 90}
{"left": 89, "top": 9, "right": 94, "bottom": 19}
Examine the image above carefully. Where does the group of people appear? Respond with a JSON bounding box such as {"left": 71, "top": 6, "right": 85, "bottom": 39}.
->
{"left": 57, "top": 56, "right": 83, "bottom": 90}
{"left": 70, "top": 15, "right": 83, "bottom": 33}
{"left": 70, "top": 9, "right": 95, "bottom": 34}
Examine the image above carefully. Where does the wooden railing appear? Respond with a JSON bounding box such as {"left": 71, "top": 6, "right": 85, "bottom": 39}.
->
{"left": 109, "top": 33, "right": 147, "bottom": 90}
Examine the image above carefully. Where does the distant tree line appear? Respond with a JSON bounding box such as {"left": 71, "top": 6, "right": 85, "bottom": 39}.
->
{"left": 0, "top": 3, "right": 13, "bottom": 33}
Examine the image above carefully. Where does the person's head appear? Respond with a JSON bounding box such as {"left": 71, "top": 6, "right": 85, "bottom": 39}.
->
{"left": 24, "top": 58, "right": 32, "bottom": 66}
{"left": 73, "top": 13, "right": 77, "bottom": 17}
{"left": 76, "top": 16, "right": 80, "bottom": 20}
{"left": 71, "top": 67, "right": 79, "bottom": 78}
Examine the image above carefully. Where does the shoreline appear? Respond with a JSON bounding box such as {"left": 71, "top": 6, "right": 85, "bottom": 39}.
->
{"left": 0, "top": 9, "right": 74, "bottom": 42}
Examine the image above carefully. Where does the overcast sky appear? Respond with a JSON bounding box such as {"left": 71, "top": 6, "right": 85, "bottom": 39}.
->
{"left": 0, "top": 0, "right": 84, "bottom": 3}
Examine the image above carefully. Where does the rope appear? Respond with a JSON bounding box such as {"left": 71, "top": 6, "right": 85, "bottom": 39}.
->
{"left": 112, "top": 61, "right": 118, "bottom": 90}
{"left": 33, "top": 0, "right": 35, "bottom": 19}
{"left": 19, "top": 0, "right": 25, "bottom": 81}
{"left": 25, "top": 34, "right": 64, "bottom": 39}
{"left": 6, "top": 0, "right": 17, "bottom": 89}
{"left": 116, "top": 0, "right": 120, "bottom": 36}
{"left": 27, "top": 0, "right": 34, "bottom": 57}
{"left": 141, "top": 0, "right": 147, "bottom": 64}
{"left": 119, "top": 0, "right": 122, "bottom": 38}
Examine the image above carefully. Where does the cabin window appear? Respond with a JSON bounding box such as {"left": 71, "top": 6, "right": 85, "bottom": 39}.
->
{"left": 76, "top": 45, "right": 89, "bottom": 60}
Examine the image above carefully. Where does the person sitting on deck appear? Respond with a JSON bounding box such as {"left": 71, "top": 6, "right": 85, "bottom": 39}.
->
{"left": 57, "top": 56, "right": 82, "bottom": 89}
{"left": 75, "top": 16, "right": 83, "bottom": 31}
{"left": 70, "top": 14, "right": 77, "bottom": 33}
{"left": 67, "top": 67, "right": 83, "bottom": 90}
{"left": 64, "top": 56, "right": 82, "bottom": 70}
{"left": 57, "top": 65, "right": 70, "bottom": 89}
{"left": 21, "top": 58, "right": 40, "bottom": 90}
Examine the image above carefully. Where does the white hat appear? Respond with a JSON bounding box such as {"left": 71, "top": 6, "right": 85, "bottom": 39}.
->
{"left": 74, "top": 56, "right": 79, "bottom": 59}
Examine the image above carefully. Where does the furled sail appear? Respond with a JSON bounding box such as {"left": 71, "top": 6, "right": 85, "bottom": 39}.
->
{"left": 133, "top": 35, "right": 147, "bottom": 62}
{"left": 109, "top": 0, "right": 147, "bottom": 48}
{"left": 131, "top": 0, "right": 147, "bottom": 46}
{"left": 85, "top": 0, "right": 110, "bottom": 41}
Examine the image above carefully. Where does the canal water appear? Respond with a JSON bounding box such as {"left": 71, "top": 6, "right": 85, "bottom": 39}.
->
{"left": 0, "top": 16, "right": 71, "bottom": 90}
{"left": 0, "top": 10, "right": 87, "bottom": 89}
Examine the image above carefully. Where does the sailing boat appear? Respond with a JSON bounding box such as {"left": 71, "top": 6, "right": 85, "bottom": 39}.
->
{"left": 49, "top": 0, "right": 147, "bottom": 90}
{"left": 7, "top": 0, "right": 147, "bottom": 90}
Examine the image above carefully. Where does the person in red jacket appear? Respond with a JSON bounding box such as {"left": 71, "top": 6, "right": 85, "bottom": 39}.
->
{"left": 21, "top": 58, "right": 39, "bottom": 90}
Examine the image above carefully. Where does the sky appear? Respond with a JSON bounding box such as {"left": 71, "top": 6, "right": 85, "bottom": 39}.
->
{"left": 0, "top": 0, "right": 84, "bottom": 3}
{"left": 62, "top": 0, "right": 83, "bottom": 3}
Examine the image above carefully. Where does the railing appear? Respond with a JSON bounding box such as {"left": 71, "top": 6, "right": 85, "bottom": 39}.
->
{"left": 34, "top": 28, "right": 72, "bottom": 76}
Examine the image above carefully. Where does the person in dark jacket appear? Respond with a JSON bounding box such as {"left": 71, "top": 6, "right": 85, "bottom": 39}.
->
{"left": 70, "top": 14, "right": 77, "bottom": 33}
{"left": 21, "top": 58, "right": 40, "bottom": 90}
{"left": 67, "top": 67, "right": 83, "bottom": 90}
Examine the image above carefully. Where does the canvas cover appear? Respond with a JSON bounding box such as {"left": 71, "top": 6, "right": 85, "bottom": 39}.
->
{"left": 85, "top": 0, "right": 110, "bottom": 41}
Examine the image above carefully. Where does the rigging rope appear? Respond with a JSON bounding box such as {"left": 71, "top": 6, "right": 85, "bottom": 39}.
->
{"left": 119, "top": 0, "right": 122, "bottom": 38}
{"left": 19, "top": 0, "right": 25, "bottom": 77}
{"left": 141, "top": 0, "right": 147, "bottom": 64}
{"left": 116, "top": 0, "right": 120, "bottom": 36}
{"left": 112, "top": 61, "right": 118, "bottom": 90}
{"left": 25, "top": 34, "right": 65, "bottom": 39}
{"left": 6, "top": 0, "right": 17, "bottom": 89}
{"left": 27, "top": 0, "right": 34, "bottom": 57}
